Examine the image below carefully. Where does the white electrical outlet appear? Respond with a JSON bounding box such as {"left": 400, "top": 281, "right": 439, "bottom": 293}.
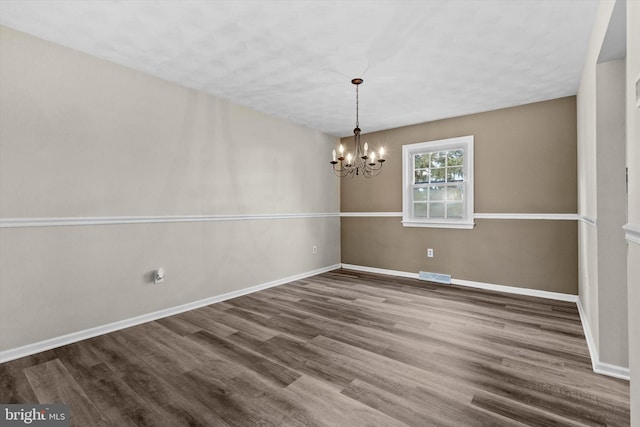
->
{"left": 154, "top": 268, "right": 165, "bottom": 284}
{"left": 427, "top": 248, "right": 434, "bottom": 258}
{"left": 312, "top": 246, "right": 318, "bottom": 254}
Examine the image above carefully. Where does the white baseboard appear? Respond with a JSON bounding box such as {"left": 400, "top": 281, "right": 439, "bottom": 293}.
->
{"left": 0, "top": 264, "right": 341, "bottom": 364}
{"left": 450, "top": 278, "right": 578, "bottom": 302}
{"left": 341, "top": 263, "right": 577, "bottom": 302}
{"left": 4, "top": 263, "right": 629, "bottom": 382}
{"left": 575, "top": 298, "right": 599, "bottom": 373}
{"left": 593, "top": 361, "right": 630, "bottom": 380}
{"left": 341, "top": 263, "right": 420, "bottom": 279}
{"left": 341, "top": 263, "right": 630, "bottom": 381}
{"left": 576, "top": 299, "right": 630, "bottom": 381}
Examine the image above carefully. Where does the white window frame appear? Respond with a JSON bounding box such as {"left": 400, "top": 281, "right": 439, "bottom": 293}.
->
{"left": 402, "top": 135, "right": 474, "bottom": 229}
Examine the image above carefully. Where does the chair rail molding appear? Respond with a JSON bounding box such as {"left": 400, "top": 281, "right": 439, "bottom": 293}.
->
{"left": 578, "top": 215, "right": 597, "bottom": 227}
{"left": 623, "top": 223, "right": 640, "bottom": 245}
{"left": 340, "top": 212, "right": 580, "bottom": 220}
{"left": 0, "top": 213, "right": 340, "bottom": 228}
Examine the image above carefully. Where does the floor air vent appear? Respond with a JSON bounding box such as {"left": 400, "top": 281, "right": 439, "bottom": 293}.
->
{"left": 418, "top": 271, "right": 452, "bottom": 284}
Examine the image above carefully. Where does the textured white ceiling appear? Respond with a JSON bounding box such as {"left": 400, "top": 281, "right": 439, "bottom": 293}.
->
{"left": 0, "top": 0, "right": 598, "bottom": 137}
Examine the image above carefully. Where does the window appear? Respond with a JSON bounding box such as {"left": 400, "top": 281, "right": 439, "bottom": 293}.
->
{"left": 402, "top": 135, "right": 474, "bottom": 229}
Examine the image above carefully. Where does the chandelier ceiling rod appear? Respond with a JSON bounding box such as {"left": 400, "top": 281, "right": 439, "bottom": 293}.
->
{"left": 354, "top": 78, "right": 360, "bottom": 130}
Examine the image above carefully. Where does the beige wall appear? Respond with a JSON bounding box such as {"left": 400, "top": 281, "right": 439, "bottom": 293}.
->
{"left": 342, "top": 218, "right": 578, "bottom": 293}
{"left": 0, "top": 26, "right": 341, "bottom": 352}
{"left": 341, "top": 97, "right": 578, "bottom": 293}
{"left": 625, "top": 0, "right": 640, "bottom": 422}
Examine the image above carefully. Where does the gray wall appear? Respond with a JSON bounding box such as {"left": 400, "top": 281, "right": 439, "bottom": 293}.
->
{"left": 625, "top": 0, "right": 640, "bottom": 421}
{"left": 340, "top": 97, "right": 579, "bottom": 293}
{"left": 0, "top": 26, "right": 341, "bottom": 352}
{"left": 595, "top": 59, "right": 628, "bottom": 368}
{"left": 577, "top": 0, "right": 633, "bottom": 380}
{"left": 577, "top": 0, "right": 639, "bottom": 392}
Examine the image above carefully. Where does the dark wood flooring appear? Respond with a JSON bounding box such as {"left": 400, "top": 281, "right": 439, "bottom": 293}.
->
{"left": 0, "top": 269, "right": 630, "bottom": 426}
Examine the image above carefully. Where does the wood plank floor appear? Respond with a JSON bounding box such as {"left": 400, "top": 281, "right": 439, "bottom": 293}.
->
{"left": 0, "top": 269, "right": 630, "bottom": 426}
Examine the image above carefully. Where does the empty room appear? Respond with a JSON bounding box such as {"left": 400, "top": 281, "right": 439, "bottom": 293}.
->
{"left": 0, "top": 0, "right": 638, "bottom": 426}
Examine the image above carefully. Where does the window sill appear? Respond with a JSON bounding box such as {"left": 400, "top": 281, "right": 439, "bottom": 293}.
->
{"left": 401, "top": 220, "right": 475, "bottom": 229}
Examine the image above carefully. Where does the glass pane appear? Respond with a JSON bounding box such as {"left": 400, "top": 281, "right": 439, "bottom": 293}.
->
{"left": 414, "top": 153, "right": 430, "bottom": 169}
{"left": 430, "top": 151, "right": 446, "bottom": 168}
{"left": 414, "top": 169, "right": 429, "bottom": 184}
{"left": 430, "top": 202, "right": 445, "bottom": 218}
{"left": 430, "top": 168, "right": 446, "bottom": 183}
{"left": 447, "top": 149, "right": 464, "bottom": 167}
{"left": 447, "top": 202, "right": 463, "bottom": 218}
{"left": 429, "top": 186, "right": 445, "bottom": 201}
{"left": 447, "top": 167, "right": 463, "bottom": 182}
{"left": 413, "top": 203, "right": 428, "bottom": 218}
{"left": 413, "top": 187, "right": 427, "bottom": 201}
{"left": 447, "top": 186, "right": 464, "bottom": 201}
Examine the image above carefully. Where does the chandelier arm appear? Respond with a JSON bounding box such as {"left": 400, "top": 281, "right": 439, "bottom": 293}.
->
{"left": 333, "top": 162, "right": 346, "bottom": 176}
{"left": 366, "top": 161, "right": 384, "bottom": 171}
{"left": 332, "top": 162, "right": 357, "bottom": 178}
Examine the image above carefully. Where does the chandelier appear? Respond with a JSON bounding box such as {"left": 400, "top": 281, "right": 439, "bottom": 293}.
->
{"left": 330, "top": 78, "right": 385, "bottom": 177}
